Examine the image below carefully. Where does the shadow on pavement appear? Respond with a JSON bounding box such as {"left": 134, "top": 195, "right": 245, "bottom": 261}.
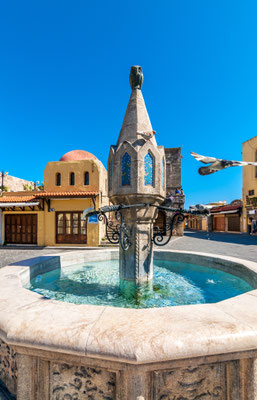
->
{"left": 184, "top": 230, "right": 257, "bottom": 246}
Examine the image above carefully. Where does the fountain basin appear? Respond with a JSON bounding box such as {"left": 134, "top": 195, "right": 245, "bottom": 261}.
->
{"left": 27, "top": 254, "right": 254, "bottom": 308}
{"left": 1, "top": 249, "right": 257, "bottom": 399}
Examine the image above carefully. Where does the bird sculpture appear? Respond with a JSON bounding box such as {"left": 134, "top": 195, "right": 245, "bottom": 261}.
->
{"left": 129, "top": 65, "right": 144, "bottom": 90}
{"left": 191, "top": 151, "right": 257, "bottom": 175}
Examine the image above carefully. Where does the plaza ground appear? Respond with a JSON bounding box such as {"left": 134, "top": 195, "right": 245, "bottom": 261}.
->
{"left": 165, "top": 230, "right": 257, "bottom": 262}
{"left": 0, "top": 230, "right": 257, "bottom": 268}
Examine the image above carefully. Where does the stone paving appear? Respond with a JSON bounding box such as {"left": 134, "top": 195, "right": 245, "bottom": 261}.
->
{"left": 0, "top": 246, "right": 96, "bottom": 268}
{"left": 0, "top": 231, "right": 257, "bottom": 269}
{"left": 165, "top": 230, "right": 257, "bottom": 262}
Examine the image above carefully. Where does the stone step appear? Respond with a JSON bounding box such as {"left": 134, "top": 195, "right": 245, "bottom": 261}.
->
{"left": 99, "top": 243, "right": 119, "bottom": 247}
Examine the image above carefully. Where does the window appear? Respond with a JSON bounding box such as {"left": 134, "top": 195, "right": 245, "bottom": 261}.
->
{"left": 56, "top": 173, "right": 61, "bottom": 186}
{"left": 57, "top": 214, "right": 63, "bottom": 234}
{"left": 121, "top": 152, "right": 131, "bottom": 186}
{"left": 56, "top": 212, "right": 87, "bottom": 244}
{"left": 144, "top": 152, "right": 154, "bottom": 186}
{"left": 84, "top": 172, "right": 89, "bottom": 185}
{"left": 70, "top": 172, "right": 75, "bottom": 186}
{"left": 249, "top": 190, "right": 255, "bottom": 196}
{"left": 65, "top": 213, "right": 71, "bottom": 234}
{"left": 73, "top": 213, "right": 79, "bottom": 234}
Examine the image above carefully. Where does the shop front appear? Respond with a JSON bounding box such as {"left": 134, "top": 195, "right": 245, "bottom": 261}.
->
{"left": 211, "top": 203, "right": 242, "bottom": 233}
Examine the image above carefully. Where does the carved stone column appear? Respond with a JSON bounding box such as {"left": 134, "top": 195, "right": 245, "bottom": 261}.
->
{"left": 108, "top": 66, "right": 166, "bottom": 292}
{"left": 119, "top": 206, "right": 158, "bottom": 293}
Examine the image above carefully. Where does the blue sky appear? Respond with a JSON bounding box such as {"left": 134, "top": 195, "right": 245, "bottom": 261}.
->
{"left": 1, "top": 1, "right": 257, "bottom": 207}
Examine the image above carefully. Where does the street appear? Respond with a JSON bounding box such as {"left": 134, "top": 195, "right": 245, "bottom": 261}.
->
{"left": 0, "top": 231, "right": 257, "bottom": 268}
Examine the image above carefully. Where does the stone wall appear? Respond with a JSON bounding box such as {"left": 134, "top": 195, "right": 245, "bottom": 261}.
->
{"left": 0, "top": 338, "right": 17, "bottom": 397}
{"left": 1, "top": 345, "right": 256, "bottom": 399}
{"left": 1, "top": 175, "right": 33, "bottom": 192}
{"left": 165, "top": 147, "right": 182, "bottom": 195}
{"left": 50, "top": 362, "right": 116, "bottom": 399}
{"left": 164, "top": 148, "right": 185, "bottom": 236}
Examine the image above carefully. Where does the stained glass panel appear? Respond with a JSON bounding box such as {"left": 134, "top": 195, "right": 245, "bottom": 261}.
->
{"left": 121, "top": 152, "right": 131, "bottom": 185}
{"left": 144, "top": 152, "right": 154, "bottom": 186}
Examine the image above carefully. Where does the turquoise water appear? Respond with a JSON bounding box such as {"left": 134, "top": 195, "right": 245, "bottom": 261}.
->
{"left": 27, "top": 259, "right": 254, "bottom": 308}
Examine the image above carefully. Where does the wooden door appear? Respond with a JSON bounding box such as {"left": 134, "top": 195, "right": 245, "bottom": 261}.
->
{"left": 227, "top": 215, "right": 240, "bottom": 232}
{"left": 5, "top": 214, "right": 37, "bottom": 244}
{"left": 56, "top": 212, "right": 87, "bottom": 244}
{"left": 214, "top": 216, "right": 225, "bottom": 231}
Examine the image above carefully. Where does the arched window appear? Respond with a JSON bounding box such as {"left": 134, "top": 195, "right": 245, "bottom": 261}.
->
{"left": 84, "top": 172, "right": 89, "bottom": 185}
{"left": 144, "top": 152, "right": 154, "bottom": 186}
{"left": 56, "top": 173, "right": 61, "bottom": 186}
{"left": 109, "top": 160, "right": 113, "bottom": 189}
{"left": 70, "top": 172, "right": 75, "bottom": 186}
{"left": 121, "top": 152, "right": 131, "bottom": 186}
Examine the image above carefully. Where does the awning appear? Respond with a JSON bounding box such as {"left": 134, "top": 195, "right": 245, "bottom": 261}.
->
{"left": 213, "top": 210, "right": 239, "bottom": 215}
{"left": 0, "top": 202, "right": 40, "bottom": 208}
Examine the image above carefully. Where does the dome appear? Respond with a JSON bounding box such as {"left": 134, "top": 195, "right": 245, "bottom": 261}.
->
{"left": 59, "top": 150, "right": 97, "bottom": 162}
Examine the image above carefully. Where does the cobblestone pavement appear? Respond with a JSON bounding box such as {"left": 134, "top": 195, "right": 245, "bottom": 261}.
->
{"left": 165, "top": 230, "right": 257, "bottom": 262}
{"left": 0, "top": 246, "right": 99, "bottom": 268}
{"left": 0, "top": 231, "right": 257, "bottom": 268}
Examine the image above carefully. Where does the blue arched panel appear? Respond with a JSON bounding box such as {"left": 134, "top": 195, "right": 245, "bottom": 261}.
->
{"left": 121, "top": 152, "right": 131, "bottom": 186}
{"left": 144, "top": 152, "right": 154, "bottom": 186}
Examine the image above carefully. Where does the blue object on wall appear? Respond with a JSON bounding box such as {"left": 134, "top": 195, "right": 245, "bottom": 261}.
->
{"left": 88, "top": 214, "right": 98, "bottom": 223}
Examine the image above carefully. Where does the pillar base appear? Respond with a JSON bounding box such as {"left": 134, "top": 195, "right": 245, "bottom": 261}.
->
{"left": 119, "top": 279, "right": 153, "bottom": 303}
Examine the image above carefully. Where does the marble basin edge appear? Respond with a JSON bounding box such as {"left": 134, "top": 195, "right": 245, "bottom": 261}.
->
{"left": 1, "top": 249, "right": 257, "bottom": 364}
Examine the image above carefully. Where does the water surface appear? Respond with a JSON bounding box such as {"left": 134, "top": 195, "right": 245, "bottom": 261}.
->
{"left": 27, "top": 259, "right": 253, "bottom": 308}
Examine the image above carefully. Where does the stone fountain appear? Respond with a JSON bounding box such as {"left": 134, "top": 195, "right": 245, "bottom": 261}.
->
{"left": 1, "top": 67, "right": 257, "bottom": 400}
{"left": 108, "top": 65, "right": 165, "bottom": 292}
{"left": 87, "top": 66, "right": 207, "bottom": 296}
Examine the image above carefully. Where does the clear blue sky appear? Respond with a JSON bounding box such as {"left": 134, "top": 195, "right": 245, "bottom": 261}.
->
{"left": 1, "top": 1, "right": 257, "bottom": 207}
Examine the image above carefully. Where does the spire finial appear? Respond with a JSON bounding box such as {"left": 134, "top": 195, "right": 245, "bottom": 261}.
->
{"left": 129, "top": 65, "right": 143, "bottom": 90}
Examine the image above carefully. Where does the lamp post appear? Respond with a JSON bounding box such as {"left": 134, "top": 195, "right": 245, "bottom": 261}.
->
{"left": 0, "top": 171, "right": 8, "bottom": 192}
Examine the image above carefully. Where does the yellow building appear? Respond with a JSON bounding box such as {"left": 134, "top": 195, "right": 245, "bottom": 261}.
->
{"left": 0, "top": 150, "right": 108, "bottom": 246}
{"left": 186, "top": 214, "right": 208, "bottom": 231}
{"left": 242, "top": 136, "right": 257, "bottom": 233}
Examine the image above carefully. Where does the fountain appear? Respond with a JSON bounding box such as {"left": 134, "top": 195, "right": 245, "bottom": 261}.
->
{"left": 1, "top": 67, "right": 257, "bottom": 399}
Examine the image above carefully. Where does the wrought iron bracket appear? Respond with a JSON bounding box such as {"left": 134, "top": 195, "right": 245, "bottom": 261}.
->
{"left": 84, "top": 203, "right": 209, "bottom": 250}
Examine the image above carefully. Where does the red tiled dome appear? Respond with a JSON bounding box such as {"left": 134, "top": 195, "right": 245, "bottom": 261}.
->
{"left": 59, "top": 150, "right": 97, "bottom": 161}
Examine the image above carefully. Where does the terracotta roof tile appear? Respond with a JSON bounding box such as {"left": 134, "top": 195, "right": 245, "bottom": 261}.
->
{"left": 0, "top": 196, "right": 37, "bottom": 203}
{"left": 211, "top": 204, "right": 241, "bottom": 213}
{"left": 0, "top": 191, "right": 98, "bottom": 203}
{"left": 35, "top": 191, "right": 98, "bottom": 198}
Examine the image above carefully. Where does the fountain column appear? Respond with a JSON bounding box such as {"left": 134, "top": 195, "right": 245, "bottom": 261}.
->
{"left": 108, "top": 66, "right": 166, "bottom": 292}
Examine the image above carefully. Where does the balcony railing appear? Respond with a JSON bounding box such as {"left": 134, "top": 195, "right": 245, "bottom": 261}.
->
{"left": 246, "top": 196, "right": 257, "bottom": 207}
